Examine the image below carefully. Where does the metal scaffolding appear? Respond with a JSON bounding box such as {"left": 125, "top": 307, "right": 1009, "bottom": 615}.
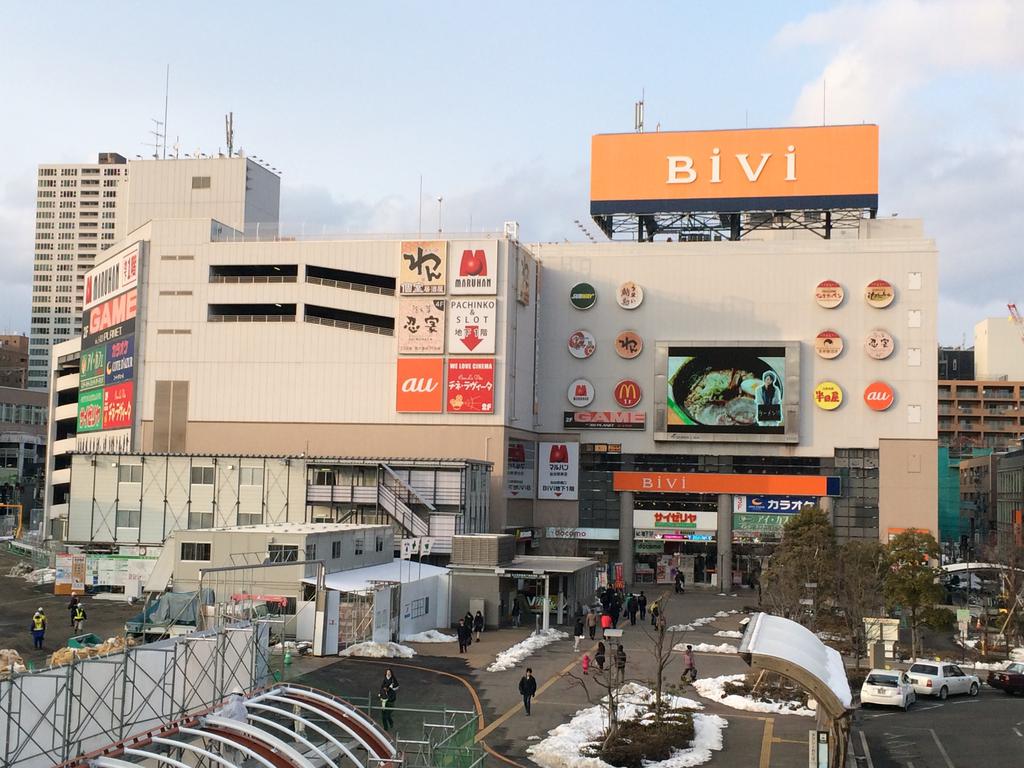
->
{"left": 0, "top": 623, "right": 272, "bottom": 768}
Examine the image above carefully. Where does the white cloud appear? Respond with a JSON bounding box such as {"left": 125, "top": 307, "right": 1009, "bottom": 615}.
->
{"left": 776, "top": 0, "right": 1024, "bottom": 342}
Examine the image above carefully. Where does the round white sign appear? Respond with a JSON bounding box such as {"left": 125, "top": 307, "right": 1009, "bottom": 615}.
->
{"left": 567, "top": 378, "right": 595, "bottom": 407}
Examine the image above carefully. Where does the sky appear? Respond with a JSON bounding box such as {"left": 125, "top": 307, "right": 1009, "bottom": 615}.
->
{"left": 0, "top": 0, "right": 1021, "bottom": 344}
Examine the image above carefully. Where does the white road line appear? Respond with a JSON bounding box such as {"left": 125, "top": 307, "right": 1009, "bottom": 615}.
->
{"left": 916, "top": 704, "right": 942, "bottom": 711}
{"left": 1013, "top": 727, "right": 1023, "bottom": 738}
{"left": 929, "top": 728, "right": 955, "bottom": 768}
{"left": 858, "top": 730, "right": 875, "bottom": 768}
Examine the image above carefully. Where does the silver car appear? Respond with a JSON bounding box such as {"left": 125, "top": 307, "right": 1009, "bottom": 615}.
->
{"left": 907, "top": 661, "right": 979, "bottom": 700}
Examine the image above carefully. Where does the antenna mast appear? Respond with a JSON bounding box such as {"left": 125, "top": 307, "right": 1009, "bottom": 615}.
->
{"left": 225, "top": 112, "right": 234, "bottom": 157}
{"left": 162, "top": 64, "right": 170, "bottom": 158}
{"left": 146, "top": 118, "right": 165, "bottom": 159}
{"left": 634, "top": 89, "right": 645, "bottom": 133}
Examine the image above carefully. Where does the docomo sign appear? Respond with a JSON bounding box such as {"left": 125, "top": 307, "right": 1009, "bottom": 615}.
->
{"left": 613, "top": 471, "right": 842, "bottom": 497}
{"left": 590, "top": 125, "right": 879, "bottom": 212}
{"left": 864, "top": 381, "right": 895, "bottom": 411}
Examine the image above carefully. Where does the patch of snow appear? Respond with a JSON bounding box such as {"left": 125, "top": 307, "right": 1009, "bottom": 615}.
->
{"left": 676, "top": 642, "right": 738, "bottom": 654}
{"left": 727, "top": 610, "right": 739, "bottom": 614}
{"left": 714, "top": 630, "right": 743, "bottom": 639}
{"left": 339, "top": 641, "right": 415, "bottom": 658}
{"left": 693, "top": 674, "right": 815, "bottom": 717}
{"left": 668, "top": 616, "right": 717, "bottom": 632}
{"left": 714, "top": 611, "right": 729, "bottom": 618}
{"left": 816, "top": 632, "right": 844, "bottom": 642}
{"left": 959, "top": 659, "right": 1009, "bottom": 671}
{"left": 486, "top": 628, "right": 568, "bottom": 672}
{"left": 527, "top": 735, "right": 541, "bottom": 741}
{"left": 403, "top": 630, "right": 456, "bottom": 643}
{"left": 527, "top": 682, "right": 725, "bottom": 768}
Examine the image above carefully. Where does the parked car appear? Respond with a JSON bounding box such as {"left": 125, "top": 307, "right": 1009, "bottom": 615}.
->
{"left": 860, "top": 669, "right": 916, "bottom": 710}
{"left": 907, "top": 661, "right": 979, "bottom": 700}
{"left": 987, "top": 662, "right": 1024, "bottom": 695}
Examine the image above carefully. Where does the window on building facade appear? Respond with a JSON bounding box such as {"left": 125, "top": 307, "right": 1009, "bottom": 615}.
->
{"left": 180, "top": 542, "right": 211, "bottom": 561}
{"left": 190, "top": 466, "right": 215, "bottom": 485}
{"left": 118, "top": 464, "right": 143, "bottom": 483}
{"left": 187, "top": 510, "right": 214, "bottom": 529}
{"left": 331, "top": 540, "right": 341, "bottom": 558}
{"left": 239, "top": 467, "right": 263, "bottom": 485}
{"left": 268, "top": 544, "right": 298, "bottom": 563}
{"left": 116, "top": 508, "right": 141, "bottom": 528}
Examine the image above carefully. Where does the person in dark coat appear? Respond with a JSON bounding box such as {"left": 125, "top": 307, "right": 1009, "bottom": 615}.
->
{"left": 638, "top": 591, "right": 648, "bottom": 620}
{"left": 473, "top": 611, "right": 484, "bottom": 642}
{"left": 511, "top": 598, "right": 522, "bottom": 627}
{"left": 610, "top": 599, "right": 621, "bottom": 629}
{"left": 614, "top": 645, "right": 627, "bottom": 683}
{"left": 594, "top": 641, "right": 606, "bottom": 672}
{"left": 378, "top": 669, "right": 399, "bottom": 730}
{"left": 518, "top": 668, "right": 538, "bottom": 715}
{"left": 627, "top": 594, "right": 638, "bottom": 626}
{"left": 67, "top": 596, "right": 80, "bottom": 627}
{"left": 675, "top": 570, "right": 685, "bottom": 594}
{"left": 464, "top": 611, "right": 474, "bottom": 629}
{"left": 456, "top": 619, "right": 471, "bottom": 653}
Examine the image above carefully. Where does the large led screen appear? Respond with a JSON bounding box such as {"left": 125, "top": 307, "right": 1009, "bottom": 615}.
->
{"left": 655, "top": 341, "right": 799, "bottom": 443}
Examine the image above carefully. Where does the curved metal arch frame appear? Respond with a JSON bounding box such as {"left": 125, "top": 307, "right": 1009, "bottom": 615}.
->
{"left": 148, "top": 736, "right": 237, "bottom": 768}
{"left": 176, "top": 725, "right": 282, "bottom": 768}
{"left": 243, "top": 711, "right": 338, "bottom": 767}
{"left": 202, "top": 715, "right": 316, "bottom": 768}
{"left": 121, "top": 748, "right": 193, "bottom": 768}
{"left": 268, "top": 685, "right": 396, "bottom": 759}
{"left": 257, "top": 693, "right": 377, "bottom": 764}
{"left": 246, "top": 699, "right": 363, "bottom": 768}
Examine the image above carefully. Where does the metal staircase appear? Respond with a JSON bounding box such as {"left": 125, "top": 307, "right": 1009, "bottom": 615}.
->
{"left": 377, "top": 465, "right": 432, "bottom": 538}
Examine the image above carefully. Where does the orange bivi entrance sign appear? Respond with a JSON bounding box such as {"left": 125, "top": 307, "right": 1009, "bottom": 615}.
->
{"left": 612, "top": 471, "right": 841, "bottom": 497}
{"left": 590, "top": 124, "right": 878, "bottom": 215}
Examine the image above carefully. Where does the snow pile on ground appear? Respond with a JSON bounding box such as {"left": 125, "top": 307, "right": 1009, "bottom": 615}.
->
{"left": 816, "top": 632, "right": 844, "bottom": 642}
{"left": 727, "top": 609, "right": 739, "bottom": 614}
{"left": 714, "top": 630, "right": 743, "bottom": 639}
{"left": 1011, "top": 647, "right": 1024, "bottom": 662}
{"left": 676, "top": 642, "right": 738, "bottom": 654}
{"left": 714, "top": 611, "right": 730, "bottom": 618}
{"left": 487, "top": 628, "right": 568, "bottom": 672}
{"left": 403, "top": 630, "right": 456, "bottom": 643}
{"left": 23, "top": 568, "right": 56, "bottom": 584}
{"left": 339, "top": 641, "right": 416, "bottom": 658}
{"left": 693, "top": 674, "right": 815, "bottom": 717}
{"left": 668, "top": 615, "right": 717, "bottom": 632}
{"left": 960, "top": 659, "right": 1009, "bottom": 671}
{"left": 527, "top": 682, "right": 726, "bottom": 768}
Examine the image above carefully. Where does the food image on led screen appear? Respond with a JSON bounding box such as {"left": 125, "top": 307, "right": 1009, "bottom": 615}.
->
{"left": 667, "top": 347, "right": 786, "bottom": 433}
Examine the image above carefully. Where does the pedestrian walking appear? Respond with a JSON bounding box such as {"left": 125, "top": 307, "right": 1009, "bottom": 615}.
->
{"left": 573, "top": 615, "right": 584, "bottom": 652}
{"left": 30, "top": 608, "right": 46, "bottom": 650}
{"left": 627, "top": 594, "right": 638, "bottom": 626}
{"left": 650, "top": 601, "right": 660, "bottom": 627}
{"left": 464, "top": 611, "right": 474, "bottom": 629}
{"left": 594, "top": 641, "right": 606, "bottom": 672}
{"left": 457, "top": 619, "right": 471, "bottom": 653}
{"left": 72, "top": 602, "right": 87, "bottom": 633}
{"left": 638, "top": 591, "right": 647, "bottom": 621}
{"left": 680, "top": 645, "right": 697, "bottom": 684}
{"left": 581, "top": 653, "right": 590, "bottom": 675}
{"left": 675, "top": 570, "right": 685, "bottom": 594}
{"left": 67, "top": 596, "right": 80, "bottom": 627}
{"left": 600, "top": 612, "right": 612, "bottom": 637}
{"left": 511, "top": 598, "right": 522, "bottom": 627}
{"left": 378, "top": 669, "right": 399, "bottom": 731}
{"left": 518, "top": 668, "right": 537, "bottom": 716}
{"left": 473, "top": 610, "right": 484, "bottom": 642}
{"left": 610, "top": 598, "right": 621, "bottom": 629}
{"left": 586, "top": 610, "right": 597, "bottom": 640}
{"left": 614, "top": 645, "right": 627, "bottom": 683}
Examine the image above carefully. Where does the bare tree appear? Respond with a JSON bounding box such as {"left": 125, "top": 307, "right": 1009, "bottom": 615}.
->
{"left": 836, "top": 539, "right": 888, "bottom": 666}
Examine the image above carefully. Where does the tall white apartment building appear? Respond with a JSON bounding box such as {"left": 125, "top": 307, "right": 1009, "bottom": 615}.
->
{"left": 29, "top": 153, "right": 128, "bottom": 389}
{"left": 28, "top": 154, "right": 281, "bottom": 390}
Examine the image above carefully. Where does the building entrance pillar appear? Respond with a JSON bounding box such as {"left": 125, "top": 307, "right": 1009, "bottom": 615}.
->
{"left": 717, "top": 493, "right": 733, "bottom": 594}
{"left": 619, "top": 490, "right": 634, "bottom": 586}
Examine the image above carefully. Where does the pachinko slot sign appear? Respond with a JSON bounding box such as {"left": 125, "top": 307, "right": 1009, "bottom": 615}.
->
{"left": 76, "top": 241, "right": 143, "bottom": 454}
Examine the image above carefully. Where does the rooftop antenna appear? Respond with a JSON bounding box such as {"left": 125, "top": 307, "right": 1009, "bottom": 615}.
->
{"left": 436, "top": 196, "right": 443, "bottom": 233}
{"left": 162, "top": 64, "right": 170, "bottom": 158}
{"left": 172, "top": 137, "right": 180, "bottom": 159}
{"left": 225, "top": 112, "right": 234, "bottom": 158}
{"left": 146, "top": 118, "right": 165, "bottom": 159}
{"left": 634, "top": 89, "right": 645, "bottom": 133}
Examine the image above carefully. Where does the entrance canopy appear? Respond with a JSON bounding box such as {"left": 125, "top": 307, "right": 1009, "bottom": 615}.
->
{"left": 738, "top": 612, "right": 852, "bottom": 719}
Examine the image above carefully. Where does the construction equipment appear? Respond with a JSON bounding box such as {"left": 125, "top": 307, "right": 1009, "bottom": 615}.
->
{"left": 1009, "top": 303, "right": 1024, "bottom": 345}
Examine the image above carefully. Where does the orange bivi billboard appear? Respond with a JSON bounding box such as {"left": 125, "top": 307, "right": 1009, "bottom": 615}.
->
{"left": 612, "top": 471, "right": 841, "bottom": 497}
{"left": 590, "top": 124, "right": 878, "bottom": 215}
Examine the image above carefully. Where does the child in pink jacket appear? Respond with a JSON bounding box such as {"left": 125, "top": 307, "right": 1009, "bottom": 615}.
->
{"left": 581, "top": 653, "right": 590, "bottom": 675}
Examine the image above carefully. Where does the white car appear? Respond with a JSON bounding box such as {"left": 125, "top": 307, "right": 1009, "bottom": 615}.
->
{"left": 860, "top": 669, "right": 916, "bottom": 710}
{"left": 907, "top": 661, "right": 980, "bottom": 700}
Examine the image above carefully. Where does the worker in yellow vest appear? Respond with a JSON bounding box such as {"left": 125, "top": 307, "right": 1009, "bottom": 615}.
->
{"left": 30, "top": 608, "right": 46, "bottom": 649}
{"left": 72, "top": 603, "right": 87, "bottom": 633}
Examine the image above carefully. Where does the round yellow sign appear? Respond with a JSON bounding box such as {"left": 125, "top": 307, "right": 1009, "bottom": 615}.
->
{"left": 814, "top": 381, "right": 843, "bottom": 410}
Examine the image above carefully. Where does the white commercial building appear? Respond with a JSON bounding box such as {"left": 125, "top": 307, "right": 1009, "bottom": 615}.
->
{"left": 974, "top": 316, "right": 1024, "bottom": 380}
{"left": 29, "top": 153, "right": 280, "bottom": 390}
{"left": 46, "top": 124, "right": 940, "bottom": 601}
